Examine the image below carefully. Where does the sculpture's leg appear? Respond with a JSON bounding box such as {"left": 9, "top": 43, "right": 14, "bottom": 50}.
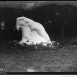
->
{"left": 28, "top": 22, "right": 51, "bottom": 43}
{"left": 19, "top": 26, "right": 33, "bottom": 45}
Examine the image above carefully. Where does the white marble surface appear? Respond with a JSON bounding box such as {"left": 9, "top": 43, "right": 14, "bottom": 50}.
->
{"left": 16, "top": 16, "right": 52, "bottom": 46}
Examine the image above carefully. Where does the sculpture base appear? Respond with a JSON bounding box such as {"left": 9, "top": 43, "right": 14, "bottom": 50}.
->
{"left": 18, "top": 40, "right": 59, "bottom": 47}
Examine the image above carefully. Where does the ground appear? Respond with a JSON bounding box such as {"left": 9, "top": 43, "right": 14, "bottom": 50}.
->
{"left": 0, "top": 38, "right": 77, "bottom": 74}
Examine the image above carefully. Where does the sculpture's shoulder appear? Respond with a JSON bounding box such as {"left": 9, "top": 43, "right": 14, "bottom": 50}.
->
{"left": 31, "top": 21, "right": 43, "bottom": 29}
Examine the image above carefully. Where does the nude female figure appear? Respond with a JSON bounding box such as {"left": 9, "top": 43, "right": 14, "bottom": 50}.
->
{"left": 16, "top": 16, "right": 51, "bottom": 45}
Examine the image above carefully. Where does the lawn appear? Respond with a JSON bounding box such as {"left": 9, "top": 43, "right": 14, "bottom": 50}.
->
{"left": 0, "top": 38, "right": 77, "bottom": 73}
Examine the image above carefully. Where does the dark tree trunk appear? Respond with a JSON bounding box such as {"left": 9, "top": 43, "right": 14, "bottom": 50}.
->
{"left": 62, "top": 25, "right": 64, "bottom": 39}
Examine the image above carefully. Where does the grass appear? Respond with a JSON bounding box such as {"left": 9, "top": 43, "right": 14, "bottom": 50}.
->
{"left": 0, "top": 38, "right": 77, "bottom": 73}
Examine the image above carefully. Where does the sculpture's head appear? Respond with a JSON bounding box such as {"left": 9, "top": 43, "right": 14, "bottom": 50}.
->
{"left": 16, "top": 16, "right": 31, "bottom": 31}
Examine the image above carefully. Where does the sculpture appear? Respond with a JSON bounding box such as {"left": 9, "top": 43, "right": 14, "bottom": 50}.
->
{"left": 16, "top": 16, "right": 52, "bottom": 46}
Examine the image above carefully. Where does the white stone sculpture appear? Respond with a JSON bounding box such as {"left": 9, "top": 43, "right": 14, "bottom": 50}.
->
{"left": 16, "top": 16, "right": 52, "bottom": 46}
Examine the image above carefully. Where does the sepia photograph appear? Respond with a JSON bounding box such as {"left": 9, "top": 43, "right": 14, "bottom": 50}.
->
{"left": 0, "top": 1, "right": 77, "bottom": 74}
